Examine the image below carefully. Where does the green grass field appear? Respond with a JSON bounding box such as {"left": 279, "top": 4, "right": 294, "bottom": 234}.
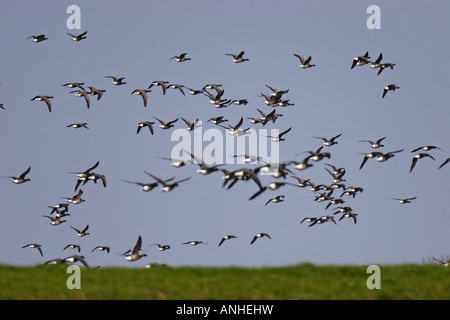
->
{"left": 0, "top": 263, "right": 448, "bottom": 300}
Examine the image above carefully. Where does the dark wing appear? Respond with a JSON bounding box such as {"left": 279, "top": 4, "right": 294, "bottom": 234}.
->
{"left": 20, "top": 167, "right": 31, "bottom": 179}
{"left": 293, "top": 54, "right": 305, "bottom": 64}
{"left": 43, "top": 97, "right": 52, "bottom": 112}
{"left": 359, "top": 155, "right": 369, "bottom": 170}
{"left": 86, "top": 161, "right": 100, "bottom": 173}
{"left": 439, "top": 158, "right": 450, "bottom": 169}
{"left": 133, "top": 236, "right": 142, "bottom": 254}
{"left": 409, "top": 158, "right": 418, "bottom": 173}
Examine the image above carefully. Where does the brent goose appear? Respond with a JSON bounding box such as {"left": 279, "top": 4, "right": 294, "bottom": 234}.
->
{"left": 168, "top": 84, "right": 186, "bottom": 96}
{"left": 203, "top": 83, "right": 223, "bottom": 91}
{"left": 27, "top": 34, "right": 48, "bottom": 42}
{"left": 69, "top": 161, "right": 100, "bottom": 191}
{"left": 67, "top": 31, "right": 87, "bottom": 41}
{"left": 48, "top": 203, "right": 70, "bottom": 214}
{"left": 410, "top": 153, "right": 435, "bottom": 173}
{"left": 289, "top": 157, "right": 314, "bottom": 171}
{"left": 181, "top": 118, "right": 201, "bottom": 131}
{"left": 61, "top": 189, "right": 85, "bottom": 204}
{"left": 230, "top": 99, "right": 248, "bottom": 105}
{"left": 313, "top": 133, "right": 342, "bottom": 146}
{"left": 265, "top": 195, "right": 285, "bottom": 206}
{"left": 291, "top": 176, "right": 311, "bottom": 188}
{"left": 249, "top": 108, "right": 283, "bottom": 126}
{"left": 351, "top": 51, "right": 371, "bottom": 69}
{"left": 105, "top": 76, "right": 126, "bottom": 85}
{"left": 223, "top": 168, "right": 264, "bottom": 191}
{"left": 157, "top": 156, "right": 191, "bottom": 168}
{"left": 432, "top": 257, "right": 450, "bottom": 267}
{"left": 411, "top": 145, "right": 444, "bottom": 153}
{"left": 63, "top": 82, "right": 85, "bottom": 90}
{"left": 131, "top": 89, "right": 152, "bottom": 107}
{"left": 226, "top": 51, "right": 249, "bottom": 63}
{"left": 218, "top": 117, "right": 250, "bottom": 136}
{"left": 250, "top": 233, "right": 271, "bottom": 245}
{"left": 392, "top": 197, "right": 417, "bottom": 204}
{"left": 341, "top": 186, "right": 364, "bottom": 198}
{"left": 300, "top": 217, "right": 317, "bottom": 224}
{"left": 144, "top": 171, "right": 191, "bottom": 192}
{"left": 207, "top": 116, "right": 228, "bottom": 125}
{"left": 86, "top": 173, "right": 107, "bottom": 188}
{"left": 369, "top": 53, "right": 383, "bottom": 69}
{"left": 91, "top": 246, "right": 110, "bottom": 253}
{"left": 360, "top": 149, "right": 403, "bottom": 169}
{"left": 71, "top": 225, "right": 90, "bottom": 237}
{"left": 186, "top": 87, "right": 204, "bottom": 95}
{"left": 87, "top": 86, "right": 106, "bottom": 100}
{"left": 42, "top": 215, "right": 66, "bottom": 226}
{"left": 152, "top": 116, "right": 179, "bottom": 129}
{"left": 308, "top": 215, "right": 336, "bottom": 227}
{"left": 2, "top": 166, "right": 31, "bottom": 184}
{"left": 63, "top": 255, "right": 90, "bottom": 268}
{"left": 339, "top": 212, "right": 358, "bottom": 224}
{"left": 182, "top": 241, "right": 208, "bottom": 246}
{"left": 70, "top": 90, "right": 90, "bottom": 109}
{"left": 67, "top": 123, "right": 89, "bottom": 129}
{"left": 265, "top": 84, "right": 289, "bottom": 96}
{"left": 377, "top": 63, "right": 396, "bottom": 75}
{"left": 124, "top": 236, "right": 147, "bottom": 261}
{"left": 63, "top": 244, "right": 81, "bottom": 252}
{"left": 293, "top": 54, "right": 315, "bottom": 68}
{"left": 359, "top": 152, "right": 381, "bottom": 170}
{"left": 148, "top": 80, "right": 169, "bottom": 95}
{"left": 121, "top": 176, "right": 175, "bottom": 192}
{"left": 218, "top": 235, "right": 237, "bottom": 247}
{"left": 31, "top": 95, "right": 53, "bottom": 112}
{"left": 51, "top": 207, "right": 70, "bottom": 218}
{"left": 137, "top": 121, "right": 155, "bottom": 135}
{"left": 332, "top": 206, "right": 353, "bottom": 215}
{"left": 359, "top": 136, "right": 386, "bottom": 149}
{"left": 382, "top": 84, "right": 400, "bottom": 98}
{"left": 232, "top": 154, "right": 265, "bottom": 164}
{"left": 325, "top": 168, "right": 346, "bottom": 184}
{"left": 185, "top": 151, "right": 222, "bottom": 175}
{"left": 170, "top": 53, "right": 191, "bottom": 62}
{"left": 325, "top": 163, "right": 346, "bottom": 176}
{"left": 301, "top": 146, "right": 331, "bottom": 162}
{"left": 22, "top": 243, "right": 43, "bottom": 257}
{"left": 150, "top": 244, "right": 171, "bottom": 251}
{"left": 266, "top": 127, "right": 292, "bottom": 142}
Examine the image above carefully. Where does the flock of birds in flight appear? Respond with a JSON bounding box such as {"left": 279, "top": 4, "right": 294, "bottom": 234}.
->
{"left": 2, "top": 30, "right": 449, "bottom": 268}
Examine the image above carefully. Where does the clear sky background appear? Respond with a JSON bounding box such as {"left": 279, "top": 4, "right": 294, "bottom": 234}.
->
{"left": 0, "top": 0, "right": 449, "bottom": 268}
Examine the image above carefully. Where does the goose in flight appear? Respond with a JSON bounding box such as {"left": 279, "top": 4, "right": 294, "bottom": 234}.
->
{"left": 67, "top": 31, "right": 87, "bottom": 41}
{"left": 132, "top": 89, "right": 152, "bottom": 107}
{"left": 226, "top": 51, "right": 249, "bottom": 63}
{"left": 31, "top": 95, "right": 53, "bottom": 112}
{"left": 124, "top": 236, "right": 147, "bottom": 261}
{"left": 293, "top": 54, "right": 315, "bottom": 68}
{"left": 2, "top": 166, "right": 31, "bottom": 184}
{"left": 22, "top": 243, "right": 43, "bottom": 257}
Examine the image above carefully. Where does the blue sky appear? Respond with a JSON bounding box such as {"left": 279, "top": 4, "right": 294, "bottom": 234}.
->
{"left": 0, "top": 0, "right": 449, "bottom": 268}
